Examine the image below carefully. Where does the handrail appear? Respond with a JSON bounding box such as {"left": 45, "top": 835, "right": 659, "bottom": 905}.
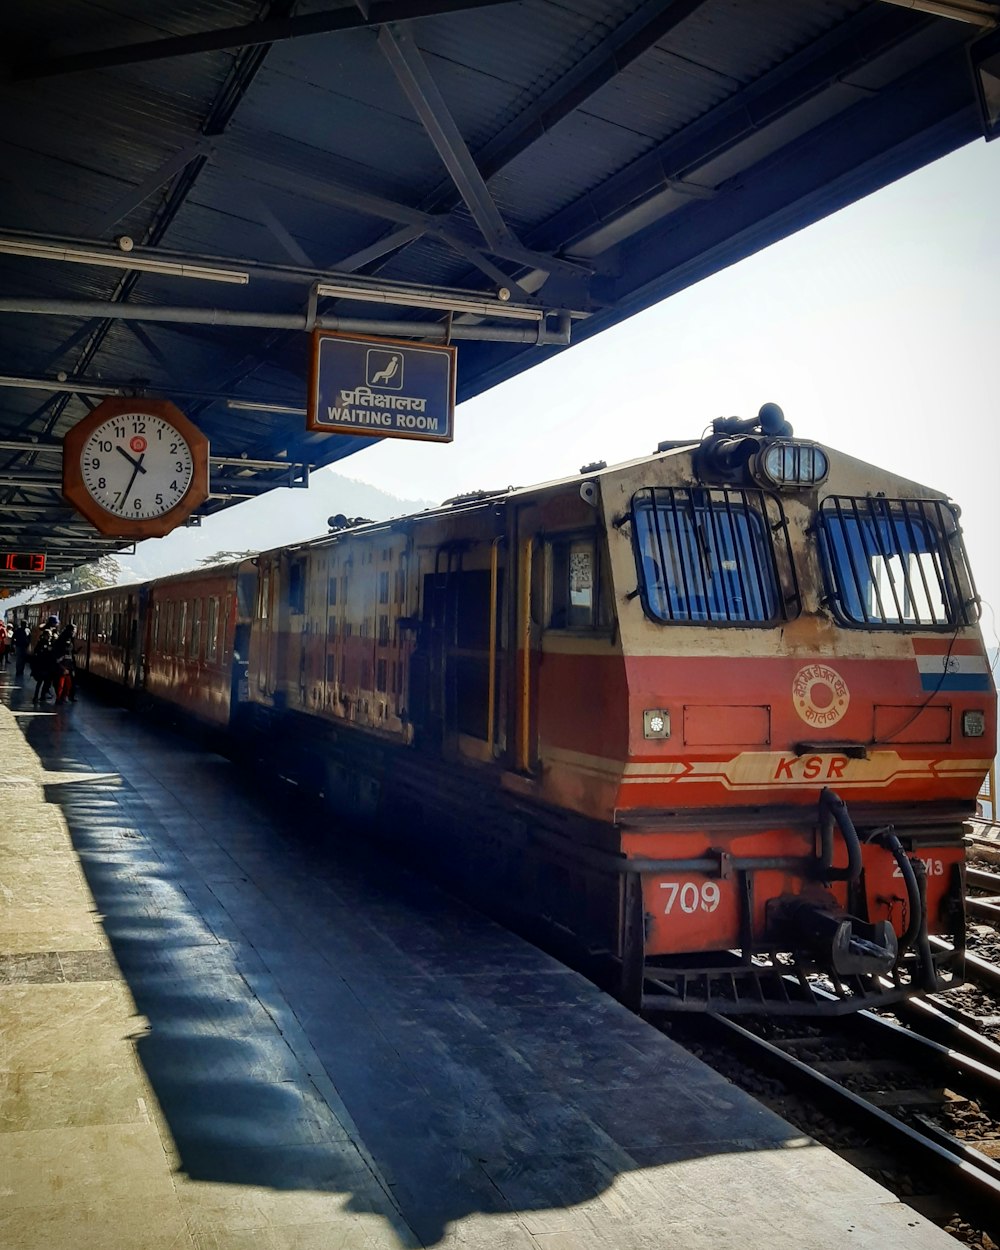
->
{"left": 487, "top": 536, "right": 502, "bottom": 754}
{"left": 518, "top": 537, "right": 532, "bottom": 773}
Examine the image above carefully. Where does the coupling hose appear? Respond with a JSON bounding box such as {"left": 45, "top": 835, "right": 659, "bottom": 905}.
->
{"left": 866, "top": 826, "right": 924, "bottom": 957}
{"left": 818, "top": 788, "right": 863, "bottom": 884}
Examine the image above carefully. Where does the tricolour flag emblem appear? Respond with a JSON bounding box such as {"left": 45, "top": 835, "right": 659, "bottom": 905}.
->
{"left": 912, "top": 638, "right": 993, "bottom": 692}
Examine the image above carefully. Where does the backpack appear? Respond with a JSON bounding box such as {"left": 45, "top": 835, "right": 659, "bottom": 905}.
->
{"left": 29, "top": 627, "right": 55, "bottom": 678}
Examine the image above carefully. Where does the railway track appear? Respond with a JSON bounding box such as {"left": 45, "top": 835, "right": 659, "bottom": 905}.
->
{"left": 663, "top": 841, "right": 1000, "bottom": 1242}
{"left": 968, "top": 864, "right": 1000, "bottom": 928}
{"left": 673, "top": 1000, "right": 1000, "bottom": 1242}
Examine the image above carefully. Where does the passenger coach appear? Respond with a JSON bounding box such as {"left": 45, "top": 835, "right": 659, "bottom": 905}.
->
{"left": 34, "top": 406, "right": 997, "bottom": 1015}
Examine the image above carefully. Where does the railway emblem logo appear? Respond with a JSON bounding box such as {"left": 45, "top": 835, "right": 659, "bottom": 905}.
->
{"left": 792, "top": 664, "right": 850, "bottom": 727}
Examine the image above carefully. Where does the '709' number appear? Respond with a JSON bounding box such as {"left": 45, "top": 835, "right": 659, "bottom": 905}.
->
{"left": 659, "top": 880, "right": 721, "bottom": 914}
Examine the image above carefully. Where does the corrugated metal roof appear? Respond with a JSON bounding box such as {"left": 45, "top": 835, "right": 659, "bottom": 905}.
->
{"left": 0, "top": 0, "right": 990, "bottom": 582}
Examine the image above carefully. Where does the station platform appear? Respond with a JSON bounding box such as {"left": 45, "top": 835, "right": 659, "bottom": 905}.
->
{"left": 0, "top": 666, "right": 958, "bottom": 1250}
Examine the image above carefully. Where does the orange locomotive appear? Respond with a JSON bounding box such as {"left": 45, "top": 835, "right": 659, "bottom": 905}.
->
{"left": 40, "top": 405, "right": 996, "bottom": 1014}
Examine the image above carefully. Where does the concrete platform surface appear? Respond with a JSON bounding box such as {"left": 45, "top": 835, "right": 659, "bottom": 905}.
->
{"left": 0, "top": 667, "right": 958, "bottom": 1249}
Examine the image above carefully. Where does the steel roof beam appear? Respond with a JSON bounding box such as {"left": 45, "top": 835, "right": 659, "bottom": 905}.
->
{"left": 248, "top": 191, "right": 317, "bottom": 269}
{"left": 8, "top": 0, "right": 515, "bottom": 80}
{"left": 35, "top": 322, "right": 102, "bottom": 376}
{"left": 449, "top": 0, "right": 712, "bottom": 201}
{"left": 377, "top": 23, "right": 517, "bottom": 254}
{"left": 532, "top": 5, "right": 939, "bottom": 258}
{"left": 0, "top": 299, "right": 566, "bottom": 344}
{"left": 355, "top": 0, "right": 710, "bottom": 278}
{"left": 218, "top": 151, "right": 590, "bottom": 281}
{"left": 336, "top": 225, "right": 426, "bottom": 272}
{"left": 87, "top": 140, "right": 214, "bottom": 237}
{"left": 120, "top": 322, "right": 176, "bottom": 378}
{"left": 35, "top": 7, "right": 286, "bottom": 441}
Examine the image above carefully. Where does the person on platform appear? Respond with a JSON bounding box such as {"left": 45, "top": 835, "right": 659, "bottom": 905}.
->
{"left": 0, "top": 621, "right": 9, "bottom": 668}
{"left": 30, "top": 615, "right": 59, "bottom": 704}
{"left": 53, "top": 623, "right": 79, "bottom": 705}
{"left": 12, "top": 620, "right": 31, "bottom": 677}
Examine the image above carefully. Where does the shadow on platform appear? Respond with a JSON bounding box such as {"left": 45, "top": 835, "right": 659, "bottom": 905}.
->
{"left": 12, "top": 680, "right": 798, "bottom": 1247}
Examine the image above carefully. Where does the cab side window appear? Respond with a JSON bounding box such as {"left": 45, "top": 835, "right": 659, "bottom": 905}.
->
{"left": 550, "top": 536, "right": 599, "bottom": 629}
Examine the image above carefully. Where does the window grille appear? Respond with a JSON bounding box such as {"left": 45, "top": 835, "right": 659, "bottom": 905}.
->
{"left": 817, "top": 496, "right": 978, "bottom": 628}
{"left": 631, "top": 487, "right": 793, "bottom": 624}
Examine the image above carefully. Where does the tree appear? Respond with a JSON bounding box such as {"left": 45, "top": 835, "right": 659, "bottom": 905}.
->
{"left": 198, "top": 550, "right": 258, "bottom": 568}
{"left": 66, "top": 556, "right": 124, "bottom": 592}
{"left": 33, "top": 555, "right": 124, "bottom": 598}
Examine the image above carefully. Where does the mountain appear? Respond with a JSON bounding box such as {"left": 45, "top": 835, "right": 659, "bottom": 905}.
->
{"left": 116, "top": 467, "right": 435, "bottom": 582}
{"left": 3, "top": 469, "right": 434, "bottom": 611}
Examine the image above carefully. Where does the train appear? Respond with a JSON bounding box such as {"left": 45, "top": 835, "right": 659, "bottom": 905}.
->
{"left": 28, "top": 404, "right": 997, "bottom": 1015}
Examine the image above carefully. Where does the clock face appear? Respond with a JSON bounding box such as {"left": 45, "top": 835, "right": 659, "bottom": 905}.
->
{"left": 80, "top": 412, "right": 195, "bottom": 520}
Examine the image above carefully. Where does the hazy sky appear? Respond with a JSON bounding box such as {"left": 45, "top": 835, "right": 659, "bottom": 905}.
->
{"left": 338, "top": 136, "right": 1000, "bottom": 651}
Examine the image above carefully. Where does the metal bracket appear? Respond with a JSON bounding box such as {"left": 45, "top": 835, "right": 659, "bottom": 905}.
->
{"left": 711, "top": 848, "right": 736, "bottom": 881}
{"left": 305, "top": 282, "right": 319, "bottom": 333}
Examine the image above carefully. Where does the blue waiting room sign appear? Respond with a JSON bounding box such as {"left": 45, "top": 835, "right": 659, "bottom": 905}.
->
{"left": 307, "top": 331, "right": 456, "bottom": 442}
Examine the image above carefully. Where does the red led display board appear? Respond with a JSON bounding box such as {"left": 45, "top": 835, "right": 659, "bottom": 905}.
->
{"left": 1, "top": 552, "right": 46, "bottom": 572}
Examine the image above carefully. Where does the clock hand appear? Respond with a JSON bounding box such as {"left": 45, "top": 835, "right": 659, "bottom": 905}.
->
{"left": 116, "top": 445, "right": 148, "bottom": 474}
{"left": 119, "top": 453, "right": 145, "bottom": 508}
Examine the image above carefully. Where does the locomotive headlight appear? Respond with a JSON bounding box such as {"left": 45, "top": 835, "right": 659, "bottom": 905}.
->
{"left": 756, "top": 441, "right": 829, "bottom": 489}
{"left": 962, "top": 710, "right": 986, "bottom": 738}
{"left": 644, "top": 709, "right": 671, "bottom": 739}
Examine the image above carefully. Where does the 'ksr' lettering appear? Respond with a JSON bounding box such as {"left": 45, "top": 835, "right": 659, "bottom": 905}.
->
{"left": 773, "top": 755, "right": 848, "bottom": 781}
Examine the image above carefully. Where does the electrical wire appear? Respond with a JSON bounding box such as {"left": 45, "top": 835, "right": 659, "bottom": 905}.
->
{"left": 873, "top": 625, "right": 962, "bottom": 745}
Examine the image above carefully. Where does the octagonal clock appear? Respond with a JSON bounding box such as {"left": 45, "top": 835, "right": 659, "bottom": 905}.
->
{"left": 63, "top": 398, "right": 210, "bottom": 538}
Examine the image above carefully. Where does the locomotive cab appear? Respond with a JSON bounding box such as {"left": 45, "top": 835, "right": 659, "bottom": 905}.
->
{"left": 599, "top": 405, "right": 991, "bottom": 1012}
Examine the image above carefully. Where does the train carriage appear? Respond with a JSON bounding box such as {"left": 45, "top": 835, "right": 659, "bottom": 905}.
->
{"left": 241, "top": 406, "right": 995, "bottom": 1013}
{"left": 30, "top": 405, "right": 996, "bottom": 1016}
{"left": 142, "top": 563, "right": 250, "bottom": 728}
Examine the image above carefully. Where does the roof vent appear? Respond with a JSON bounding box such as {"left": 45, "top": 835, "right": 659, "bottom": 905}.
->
{"left": 580, "top": 460, "right": 606, "bottom": 474}
{"left": 328, "top": 514, "right": 372, "bottom": 531}
{"left": 441, "top": 488, "right": 512, "bottom": 506}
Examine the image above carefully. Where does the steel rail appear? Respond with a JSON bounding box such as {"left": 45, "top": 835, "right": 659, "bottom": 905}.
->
{"left": 968, "top": 897, "right": 1000, "bottom": 923}
{"left": 968, "top": 866, "right": 1000, "bottom": 892}
{"left": 849, "top": 997, "right": 1000, "bottom": 1104}
{"left": 710, "top": 1013, "right": 1000, "bottom": 1223}
{"left": 898, "top": 989, "right": 1000, "bottom": 1068}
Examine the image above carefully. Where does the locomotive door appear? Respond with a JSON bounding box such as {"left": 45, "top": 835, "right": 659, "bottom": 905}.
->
{"left": 412, "top": 548, "right": 457, "bottom": 749}
{"left": 412, "top": 545, "right": 503, "bottom": 752}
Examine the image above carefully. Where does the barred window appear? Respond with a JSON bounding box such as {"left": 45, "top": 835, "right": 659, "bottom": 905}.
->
{"left": 817, "top": 496, "right": 978, "bottom": 629}
{"left": 632, "top": 488, "right": 790, "bottom": 624}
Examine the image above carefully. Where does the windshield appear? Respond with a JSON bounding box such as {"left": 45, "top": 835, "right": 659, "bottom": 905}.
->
{"left": 817, "top": 496, "right": 978, "bottom": 628}
{"left": 632, "top": 488, "right": 788, "bottom": 624}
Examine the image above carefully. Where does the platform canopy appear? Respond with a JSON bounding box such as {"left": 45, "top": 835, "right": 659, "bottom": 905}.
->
{"left": 1, "top": 0, "right": 997, "bottom": 587}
